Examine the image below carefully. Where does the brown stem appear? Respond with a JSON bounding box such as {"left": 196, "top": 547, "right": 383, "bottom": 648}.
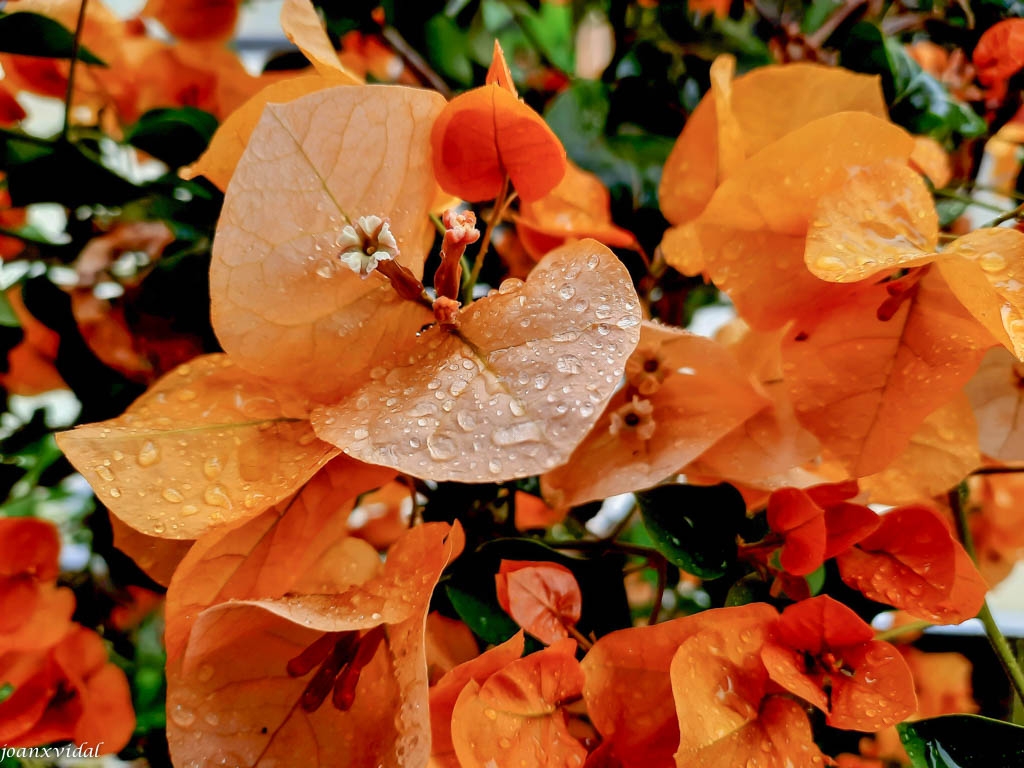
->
{"left": 62, "top": 0, "right": 90, "bottom": 141}
{"left": 380, "top": 25, "right": 452, "bottom": 99}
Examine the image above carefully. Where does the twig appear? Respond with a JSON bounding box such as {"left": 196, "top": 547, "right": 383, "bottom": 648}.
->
{"left": 876, "top": 620, "right": 933, "bottom": 642}
{"left": 62, "top": 0, "right": 90, "bottom": 141}
{"left": 381, "top": 25, "right": 452, "bottom": 99}
{"left": 566, "top": 624, "right": 593, "bottom": 652}
{"left": 648, "top": 554, "right": 668, "bottom": 626}
{"left": 983, "top": 201, "right": 1024, "bottom": 229}
{"left": 466, "top": 178, "right": 515, "bottom": 299}
{"left": 949, "top": 485, "right": 1024, "bottom": 707}
{"left": 971, "top": 466, "right": 1024, "bottom": 476}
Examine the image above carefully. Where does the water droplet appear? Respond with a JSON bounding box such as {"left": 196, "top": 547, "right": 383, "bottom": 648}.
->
{"left": 498, "top": 278, "right": 524, "bottom": 294}
{"left": 170, "top": 703, "right": 196, "bottom": 727}
{"left": 203, "top": 456, "right": 222, "bottom": 480}
{"left": 558, "top": 284, "right": 575, "bottom": 300}
{"left": 204, "top": 485, "right": 231, "bottom": 508}
{"left": 163, "top": 488, "right": 184, "bottom": 503}
{"left": 585, "top": 253, "right": 601, "bottom": 269}
{"left": 354, "top": 427, "right": 370, "bottom": 440}
{"left": 556, "top": 355, "right": 582, "bottom": 374}
{"left": 979, "top": 252, "right": 1006, "bottom": 273}
{"left": 456, "top": 412, "right": 477, "bottom": 432}
{"left": 137, "top": 442, "right": 160, "bottom": 467}
{"left": 533, "top": 374, "right": 550, "bottom": 390}
{"left": 197, "top": 664, "right": 215, "bottom": 683}
{"left": 109, "top": 487, "right": 122, "bottom": 499}
{"left": 112, "top": 450, "right": 124, "bottom": 461}
{"left": 182, "top": 504, "right": 199, "bottom": 517}
{"left": 96, "top": 466, "right": 114, "bottom": 482}
{"left": 177, "top": 389, "right": 197, "bottom": 402}
{"left": 427, "top": 435, "right": 457, "bottom": 461}
{"left": 484, "top": 708, "right": 497, "bottom": 721}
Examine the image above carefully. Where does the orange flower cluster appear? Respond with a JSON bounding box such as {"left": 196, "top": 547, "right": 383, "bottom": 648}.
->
{"left": 19, "top": 2, "right": 1022, "bottom": 766}
{"left": 0, "top": 518, "right": 134, "bottom": 751}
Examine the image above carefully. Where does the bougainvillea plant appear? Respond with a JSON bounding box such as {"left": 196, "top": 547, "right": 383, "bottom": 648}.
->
{"left": 5, "top": 0, "right": 1024, "bottom": 766}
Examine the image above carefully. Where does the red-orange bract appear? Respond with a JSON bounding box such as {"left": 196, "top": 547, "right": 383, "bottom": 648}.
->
{"left": 837, "top": 505, "right": 987, "bottom": 624}
{"left": 450, "top": 638, "right": 587, "bottom": 768}
{"left": 761, "top": 596, "right": 916, "bottom": 731}
{"left": 430, "top": 42, "right": 567, "bottom": 202}
{"left": 0, "top": 518, "right": 134, "bottom": 752}
{"left": 495, "top": 560, "right": 583, "bottom": 645}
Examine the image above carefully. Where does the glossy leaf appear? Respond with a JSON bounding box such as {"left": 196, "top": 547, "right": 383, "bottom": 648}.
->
{"left": 637, "top": 483, "right": 746, "bottom": 578}
{"left": 898, "top": 714, "right": 1024, "bottom": 768}
{"left": 0, "top": 11, "right": 105, "bottom": 63}
{"left": 125, "top": 106, "right": 218, "bottom": 168}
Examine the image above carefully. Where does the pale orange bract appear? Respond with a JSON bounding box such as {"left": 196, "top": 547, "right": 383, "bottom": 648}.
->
{"left": 542, "top": 321, "right": 767, "bottom": 507}
{"left": 167, "top": 522, "right": 463, "bottom": 768}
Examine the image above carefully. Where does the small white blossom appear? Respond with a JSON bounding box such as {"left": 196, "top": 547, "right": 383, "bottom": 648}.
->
{"left": 336, "top": 216, "right": 400, "bottom": 278}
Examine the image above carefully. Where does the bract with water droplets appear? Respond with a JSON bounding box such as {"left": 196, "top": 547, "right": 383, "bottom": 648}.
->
{"left": 210, "top": 85, "right": 442, "bottom": 403}
{"left": 429, "top": 632, "right": 525, "bottom": 767}
{"left": 781, "top": 271, "right": 991, "bottom": 477}
{"left": 862, "top": 394, "right": 980, "bottom": 505}
{"left": 761, "top": 596, "right": 916, "bottom": 732}
{"left": 804, "top": 160, "right": 939, "bottom": 283}
{"left": 164, "top": 455, "right": 395, "bottom": 661}
{"left": 938, "top": 228, "right": 1024, "bottom": 361}
{"left": 56, "top": 355, "right": 339, "bottom": 539}
{"left": 669, "top": 604, "right": 825, "bottom": 768}
{"left": 666, "top": 112, "right": 915, "bottom": 328}
{"left": 659, "top": 57, "right": 887, "bottom": 229}
{"left": 542, "top": 322, "right": 766, "bottom": 507}
{"left": 450, "top": 638, "right": 586, "bottom": 768}
{"left": 837, "top": 505, "right": 987, "bottom": 624}
{"left": 167, "top": 522, "right": 462, "bottom": 768}
{"left": 312, "top": 240, "right": 641, "bottom": 482}
{"left": 495, "top": 561, "right": 582, "bottom": 645}
{"left": 965, "top": 347, "right": 1024, "bottom": 461}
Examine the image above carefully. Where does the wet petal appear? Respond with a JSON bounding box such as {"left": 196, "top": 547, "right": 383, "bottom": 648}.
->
{"left": 56, "top": 355, "right": 339, "bottom": 539}
{"left": 210, "top": 85, "right": 443, "bottom": 402}
{"left": 314, "top": 240, "right": 641, "bottom": 482}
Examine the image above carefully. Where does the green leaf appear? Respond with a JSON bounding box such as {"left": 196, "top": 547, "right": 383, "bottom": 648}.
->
{"left": 0, "top": 683, "right": 13, "bottom": 704}
{"left": 841, "top": 22, "right": 985, "bottom": 142}
{"left": 446, "top": 583, "right": 520, "bottom": 645}
{"left": 0, "top": 290, "right": 19, "bottom": 328}
{"left": 126, "top": 107, "right": 219, "bottom": 168}
{"left": 801, "top": 0, "right": 844, "bottom": 34}
{"left": 805, "top": 564, "right": 826, "bottom": 595}
{"left": 545, "top": 81, "right": 672, "bottom": 209}
{"left": 936, "top": 197, "right": 971, "bottom": 227}
{"left": 0, "top": 131, "right": 143, "bottom": 207}
{"left": 636, "top": 483, "right": 746, "bottom": 579}
{"left": 898, "top": 714, "right": 1024, "bottom": 768}
{"left": 0, "top": 11, "right": 105, "bottom": 64}
{"left": 425, "top": 14, "right": 475, "bottom": 86}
